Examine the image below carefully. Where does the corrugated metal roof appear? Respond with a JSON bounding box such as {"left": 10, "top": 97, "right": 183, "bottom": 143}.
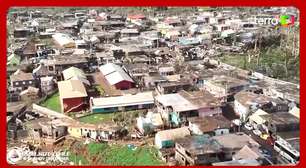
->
{"left": 52, "top": 33, "right": 75, "bottom": 47}
{"left": 62, "top": 67, "right": 90, "bottom": 86}
{"left": 63, "top": 66, "right": 86, "bottom": 80}
{"left": 10, "top": 70, "right": 34, "bottom": 82}
{"left": 289, "top": 106, "right": 300, "bottom": 119}
{"left": 155, "top": 93, "right": 196, "bottom": 112}
{"left": 99, "top": 63, "right": 118, "bottom": 76}
{"left": 99, "top": 63, "right": 134, "bottom": 85}
{"left": 105, "top": 71, "right": 133, "bottom": 85}
{"left": 91, "top": 91, "right": 153, "bottom": 108}
{"left": 155, "top": 126, "right": 190, "bottom": 141}
{"left": 58, "top": 79, "right": 87, "bottom": 99}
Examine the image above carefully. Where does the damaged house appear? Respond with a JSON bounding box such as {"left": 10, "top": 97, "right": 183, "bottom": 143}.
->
{"left": 25, "top": 118, "right": 68, "bottom": 146}
{"left": 136, "top": 112, "right": 164, "bottom": 135}
{"left": 52, "top": 33, "right": 76, "bottom": 48}
{"left": 175, "top": 135, "right": 223, "bottom": 166}
{"left": 188, "top": 115, "right": 232, "bottom": 136}
{"left": 212, "top": 132, "right": 260, "bottom": 160}
{"left": 260, "top": 112, "right": 299, "bottom": 136}
{"left": 204, "top": 75, "right": 249, "bottom": 101}
{"left": 155, "top": 80, "right": 193, "bottom": 95}
{"left": 10, "top": 70, "right": 36, "bottom": 91}
{"left": 234, "top": 91, "right": 288, "bottom": 121}
{"left": 68, "top": 121, "right": 123, "bottom": 140}
{"left": 155, "top": 90, "right": 222, "bottom": 125}
{"left": 155, "top": 126, "right": 190, "bottom": 149}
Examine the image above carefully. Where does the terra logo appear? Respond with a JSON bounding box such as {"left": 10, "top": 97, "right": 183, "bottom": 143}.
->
{"left": 278, "top": 15, "right": 295, "bottom": 27}
{"left": 252, "top": 15, "right": 295, "bottom": 27}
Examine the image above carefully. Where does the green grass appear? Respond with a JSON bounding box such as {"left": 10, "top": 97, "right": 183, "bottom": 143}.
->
{"left": 87, "top": 143, "right": 108, "bottom": 157}
{"left": 104, "top": 145, "right": 163, "bottom": 166}
{"left": 220, "top": 54, "right": 247, "bottom": 69}
{"left": 68, "top": 152, "right": 89, "bottom": 165}
{"left": 40, "top": 92, "right": 61, "bottom": 112}
{"left": 86, "top": 142, "right": 164, "bottom": 166}
{"left": 78, "top": 110, "right": 144, "bottom": 125}
{"left": 79, "top": 113, "right": 115, "bottom": 124}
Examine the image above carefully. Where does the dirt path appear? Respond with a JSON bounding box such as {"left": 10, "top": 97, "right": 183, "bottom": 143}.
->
{"left": 93, "top": 72, "right": 122, "bottom": 96}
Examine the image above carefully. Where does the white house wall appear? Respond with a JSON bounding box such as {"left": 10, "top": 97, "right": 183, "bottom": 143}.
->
{"left": 234, "top": 100, "right": 249, "bottom": 121}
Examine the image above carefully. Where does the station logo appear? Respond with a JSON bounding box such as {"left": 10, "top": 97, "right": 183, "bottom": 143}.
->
{"left": 278, "top": 15, "right": 295, "bottom": 27}
{"left": 251, "top": 14, "right": 295, "bottom": 27}
{"left": 7, "top": 146, "right": 70, "bottom": 165}
{"left": 7, "top": 147, "right": 23, "bottom": 164}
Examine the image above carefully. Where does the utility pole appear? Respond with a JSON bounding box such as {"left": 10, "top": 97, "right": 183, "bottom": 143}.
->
{"left": 257, "top": 31, "right": 262, "bottom": 66}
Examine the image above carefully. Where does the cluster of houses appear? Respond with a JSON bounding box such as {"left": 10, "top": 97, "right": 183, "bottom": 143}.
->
{"left": 7, "top": 7, "right": 299, "bottom": 166}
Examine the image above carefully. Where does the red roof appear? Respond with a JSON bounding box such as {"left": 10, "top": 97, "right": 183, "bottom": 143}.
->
{"left": 128, "top": 14, "right": 146, "bottom": 20}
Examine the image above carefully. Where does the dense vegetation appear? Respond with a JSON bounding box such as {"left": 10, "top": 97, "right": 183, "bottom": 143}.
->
{"left": 221, "top": 27, "right": 300, "bottom": 84}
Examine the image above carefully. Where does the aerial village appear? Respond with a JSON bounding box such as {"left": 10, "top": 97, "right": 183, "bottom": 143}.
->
{"left": 6, "top": 7, "right": 300, "bottom": 166}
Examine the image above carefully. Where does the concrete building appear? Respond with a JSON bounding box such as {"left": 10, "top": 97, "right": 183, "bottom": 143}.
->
{"left": 155, "top": 80, "right": 193, "bottom": 95}
{"left": 67, "top": 121, "right": 122, "bottom": 140}
{"left": 204, "top": 75, "right": 249, "bottom": 100}
{"left": 10, "top": 70, "right": 36, "bottom": 91}
{"left": 90, "top": 91, "right": 154, "bottom": 113}
{"left": 136, "top": 112, "right": 164, "bottom": 135}
{"left": 155, "top": 90, "right": 222, "bottom": 125}
{"left": 234, "top": 91, "right": 272, "bottom": 122}
{"left": 248, "top": 109, "right": 269, "bottom": 129}
{"left": 175, "top": 135, "right": 223, "bottom": 165}
{"left": 212, "top": 159, "right": 261, "bottom": 166}
{"left": 188, "top": 115, "right": 232, "bottom": 136}
{"left": 25, "top": 118, "right": 68, "bottom": 146}
{"left": 40, "top": 76, "right": 55, "bottom": 94}
{"left": 155, "top": 127, "right": 190, "bottom": 149}
{"left": 212, "top": 132, "right": 260, "bottom": 160}
{"left": 52, "top": 33, "right": 76, "bottom": 48}
{"left": 260, "top": 112, "right": 299, "bottom": 135}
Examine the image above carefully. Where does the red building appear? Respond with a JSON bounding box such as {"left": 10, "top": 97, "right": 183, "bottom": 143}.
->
{"left": 58, "top": 79, "right": 88, "bottom": 113}
{"left": 99, "top": 63, "right": 134, "bottom": 90}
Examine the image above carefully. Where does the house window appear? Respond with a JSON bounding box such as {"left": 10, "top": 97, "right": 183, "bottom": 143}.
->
{"left": 48, "top": 66, "right": 54, "bottom": 71}
{"left": 209, "top": 153, "right": 217, "bottom": 157}
{"left": 29, "top": 81, "right": 32, "bottom": 84}
{"left": 23, "top": 81, "right": 26, "bottom": 84}
{"left": 15, "top": 82, "right": 19, "bottom": 86}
